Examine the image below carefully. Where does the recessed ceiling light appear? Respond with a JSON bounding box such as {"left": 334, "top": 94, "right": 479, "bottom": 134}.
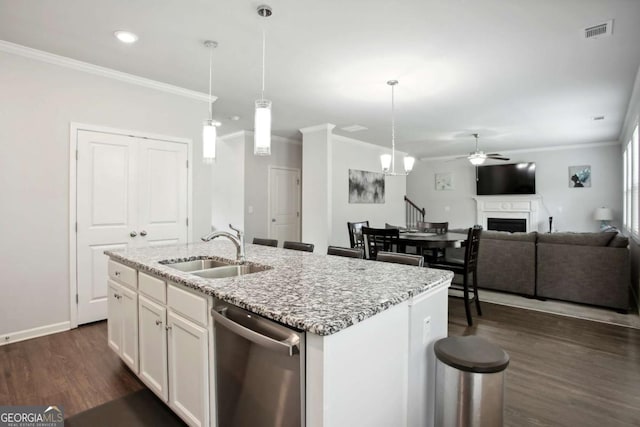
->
{"left": 114, "top": 30, "right": 138, "bottom": 44}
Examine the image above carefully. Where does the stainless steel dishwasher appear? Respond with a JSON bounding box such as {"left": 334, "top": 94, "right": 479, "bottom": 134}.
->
{"left": 212, "top": 299, "right": 305, "bottom": 427}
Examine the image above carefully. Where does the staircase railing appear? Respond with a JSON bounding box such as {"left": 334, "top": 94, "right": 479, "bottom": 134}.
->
{"left": 404, "top": 195, "right": 425, "bottom": 229}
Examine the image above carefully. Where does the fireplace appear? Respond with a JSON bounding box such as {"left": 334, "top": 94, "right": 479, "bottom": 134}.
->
{"left": 473, "top": 195, "right": 540, "bottom": 232}
{"left": 488, "top": 218, "right": 526, "bottom": 233}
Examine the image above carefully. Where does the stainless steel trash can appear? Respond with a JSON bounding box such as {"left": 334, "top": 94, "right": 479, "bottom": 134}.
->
{"left": 434, "top": 336, "right": 510, "bottom": 427}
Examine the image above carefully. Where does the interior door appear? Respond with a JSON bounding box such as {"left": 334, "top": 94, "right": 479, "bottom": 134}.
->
{"left": 77, "top": 131, "right": 137, "bottom": 324}
{"left": 76, "top": 130, "right": 189, "bottom": 325}
{"left": 269, "top": 167, "right": 300, "bottom": 242}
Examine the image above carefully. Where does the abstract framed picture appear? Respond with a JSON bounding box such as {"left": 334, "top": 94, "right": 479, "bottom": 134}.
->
{"left": 568, "top": 165, "right": 591, "bottom": 188}
{"left": 348, "top": 169, "right": 385, "bottom": 203}
{"left": 435, "top": 172, "right": 454, "bottom": 190}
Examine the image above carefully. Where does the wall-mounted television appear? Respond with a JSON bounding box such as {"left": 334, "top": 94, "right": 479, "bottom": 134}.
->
{"left": 476, "top": 162, "right": 536, "bottom": 195}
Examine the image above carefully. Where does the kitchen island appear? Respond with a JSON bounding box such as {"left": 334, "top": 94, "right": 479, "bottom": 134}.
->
{"left": 105, "top": 241, "right": 452, "bottom": 427}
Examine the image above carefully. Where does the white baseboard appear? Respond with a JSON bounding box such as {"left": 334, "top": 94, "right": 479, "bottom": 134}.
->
{"left": 0, "top": 321, "right": 71, "bottom": 346}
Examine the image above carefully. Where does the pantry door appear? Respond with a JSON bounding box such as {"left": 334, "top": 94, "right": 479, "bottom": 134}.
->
{"left": 76, "top": 130, "right": 189, "bottom": 325}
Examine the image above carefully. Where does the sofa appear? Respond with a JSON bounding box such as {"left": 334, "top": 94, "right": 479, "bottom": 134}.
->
{"left": 469, "top": 230, "right": 630, "bottom": 311}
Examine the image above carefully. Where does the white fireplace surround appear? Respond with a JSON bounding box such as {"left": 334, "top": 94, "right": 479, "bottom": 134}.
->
{"left": 473, "top": 195, "right": 541, "bottom": 232}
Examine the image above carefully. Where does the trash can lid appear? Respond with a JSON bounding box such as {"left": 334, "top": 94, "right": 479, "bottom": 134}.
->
{"left": 434, "top": 336, "right": 510, "bottom": 373}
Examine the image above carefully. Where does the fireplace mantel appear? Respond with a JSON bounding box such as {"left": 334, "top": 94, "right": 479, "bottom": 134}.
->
{"left": 473, "top": 195, "right": 541, "bottom": 232}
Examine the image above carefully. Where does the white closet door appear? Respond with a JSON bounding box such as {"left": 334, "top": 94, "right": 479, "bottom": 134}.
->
{"left": 77, "top": 131, "right": 137, "bottom": 324}
{"left": 136, "top": 138, "right": 188, "bottom": 247}
{"left": 269, "top": 167, "right": 301, "bottom": 242}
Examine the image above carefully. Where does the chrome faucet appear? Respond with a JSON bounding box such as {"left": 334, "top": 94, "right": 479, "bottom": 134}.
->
{"left": 201, "top": 224, "right": 246, "bottom": 263}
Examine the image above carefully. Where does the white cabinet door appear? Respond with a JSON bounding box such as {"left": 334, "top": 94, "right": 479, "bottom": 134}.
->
{"left": 120, "top": 284, "right": 139, "bottom": 374}
{"left": 77, "top": 130, "right": 189, "bottom": 325}
{"left": 167, "top": 311, "right": 209, "bottom": 427}
{"left": 107, "top": 279, "right": 122, "bottom": 354}
{"left": 139, "top": 295, "right": 168, "bottom": 401}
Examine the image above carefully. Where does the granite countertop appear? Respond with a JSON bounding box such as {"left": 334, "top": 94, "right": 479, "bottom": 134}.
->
{"left": 105, "top": 241, "right": 452, "bottom": 336}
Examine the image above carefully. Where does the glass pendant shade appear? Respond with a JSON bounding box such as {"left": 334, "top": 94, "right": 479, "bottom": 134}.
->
{"left": 404, "top": 156, "right": 415, "bottom": 173}
{"left": 380, "top": 154, "right": 392, "bottom": 172}
{"left": 203, "top": 119, "right": 218, "bottom": 163}
{"left": 254, "top": 99, "right": 272, "bottom": 155}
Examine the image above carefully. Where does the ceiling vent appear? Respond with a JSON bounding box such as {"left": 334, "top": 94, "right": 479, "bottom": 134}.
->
{"left": 584, "top": 20, "right": 613, "bottom": 39}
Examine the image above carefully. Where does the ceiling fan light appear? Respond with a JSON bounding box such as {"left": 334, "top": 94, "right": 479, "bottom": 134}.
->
{"left": 403, "top": 156, "right": 415, "bottom": 173}
{"left": 380, "top": 154, "right": 392, "bottom": 172}
{"left": 469, "top": 154, "right": 486, "bottom": 166}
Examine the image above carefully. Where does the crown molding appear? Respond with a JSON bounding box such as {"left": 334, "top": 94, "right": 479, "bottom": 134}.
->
{"left": 418, "top": 140, "right": 621, "bottom": 162}
{"left": 333, "top": 134, "right": 407, "bottom": 155}
{"left": 0, "top": 39, "right": 213, "bottom": 103}
{"left": 299, "top": 123, "right": 336, "bottom": 134}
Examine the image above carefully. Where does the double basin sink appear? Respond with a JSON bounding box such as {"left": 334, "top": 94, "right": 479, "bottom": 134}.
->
{"left": 160, "top": 258, "right": 271, "bottom": 279}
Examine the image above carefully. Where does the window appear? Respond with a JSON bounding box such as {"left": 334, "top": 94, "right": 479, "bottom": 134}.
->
{"left": 623, "top": 124, "right": 640, "bottom": 236}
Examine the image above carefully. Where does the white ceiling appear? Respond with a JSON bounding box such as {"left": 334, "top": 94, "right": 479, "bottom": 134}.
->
{"left": 1, "top": 0, "right": 639, "bottom": 158}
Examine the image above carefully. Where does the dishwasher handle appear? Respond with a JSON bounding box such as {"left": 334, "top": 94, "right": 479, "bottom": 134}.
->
{"left": 212, "top": 307, "right": 300, "bottom": 357}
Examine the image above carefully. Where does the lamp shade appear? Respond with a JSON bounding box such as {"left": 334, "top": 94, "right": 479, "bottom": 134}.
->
{"left": 254, "top": 99, "right": 272, "bottom": 156}
{"left": 202, "top": 119, "right": 218, "bottom": 163}
{"left": 594, "top": 207, "right": 613, "bottom": 221}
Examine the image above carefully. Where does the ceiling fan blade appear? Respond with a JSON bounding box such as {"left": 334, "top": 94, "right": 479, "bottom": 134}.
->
{"left": 488, "top": 156, "right": 510, "bottom": 161}
{"left": 485, "top": 153, "right": 503, "bottom": 156}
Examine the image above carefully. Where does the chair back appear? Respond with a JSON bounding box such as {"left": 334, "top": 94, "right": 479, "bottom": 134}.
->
{"left": 252, "top": 237, "right": 278, "bottom": 247}
{"left": 417, "top": 221, "right": 448, "bottom": 234}
{"left": 463, "top": 225, "right": 482, "bottom": 271}
{"left": 283, "top": 241, "right": 315, "bottom": 252}
{"left": 327, "top": 246, "right": 364, "bottom": 259}
{"left": 347, "top": 221, "right": 369, "bottom": 248}
{"left": 377, "top": 251, "right": 424, "bottom": 267}
{"left": 361, "top": 226, "right": 399, "bottom": 260}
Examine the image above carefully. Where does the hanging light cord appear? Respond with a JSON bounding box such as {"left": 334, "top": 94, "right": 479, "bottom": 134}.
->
{"left": 208, "top": 44, "right": 213, "bottom": 120}
{"left": 261, "top": 27, "right": 266, "bottom": 100}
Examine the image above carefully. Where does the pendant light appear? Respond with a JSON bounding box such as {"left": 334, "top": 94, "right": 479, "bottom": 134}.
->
{"left": 203, "top": 40, "right": 220, "bottom": 164}
{"left": 380, "top": 80, "right": 415, "bottom": 176}
{"left": 254, "top": 5, "right": 272, "bottom": 156}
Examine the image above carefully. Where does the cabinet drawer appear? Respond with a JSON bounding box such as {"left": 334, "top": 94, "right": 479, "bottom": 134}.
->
{"left": 108, "top": 260, "right": 137, "bottom": 289}
{"left": 167, "top": 284, "right": 207, "bottom": 326}
{"left": 139, "top": 272, "right": 166, "bottom": 304}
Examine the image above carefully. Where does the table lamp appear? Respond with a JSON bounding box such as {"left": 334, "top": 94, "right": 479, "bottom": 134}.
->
{"left": 594, "top": 207, "right": 613, "bottom": 230}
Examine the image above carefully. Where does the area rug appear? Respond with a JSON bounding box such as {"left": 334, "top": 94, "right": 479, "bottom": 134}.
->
{"left": 65, "top": 389, "right": 186, "bottom": 427}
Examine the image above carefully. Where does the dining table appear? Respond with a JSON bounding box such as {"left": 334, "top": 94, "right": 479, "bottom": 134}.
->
{"left": 397, "top": 230, "right": 468, "bottom": 253}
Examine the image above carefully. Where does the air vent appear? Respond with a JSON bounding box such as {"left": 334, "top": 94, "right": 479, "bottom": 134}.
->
{"left": 584, "top": 20, "right": 613, "bottom": 39}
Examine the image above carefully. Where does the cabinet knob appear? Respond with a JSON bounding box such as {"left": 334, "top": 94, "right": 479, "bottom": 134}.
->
{"left": 165, "top": 325, "right": 172, "bottom": 331}
{"left": 130, "top": 231, "right": 137, "bottom": 237}
{"left": 155, "top": 320, "right": 162, "bottom": 326}
{"left": 140, "top": 230, "right": 148, "bottom": 237}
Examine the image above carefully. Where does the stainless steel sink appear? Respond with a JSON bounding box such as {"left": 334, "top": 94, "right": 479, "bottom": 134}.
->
{"left": 191, "top": 264, "right": 270, "bottom": 279}
{"left": 161, "top": 259, "right": 231, "bottom": 272}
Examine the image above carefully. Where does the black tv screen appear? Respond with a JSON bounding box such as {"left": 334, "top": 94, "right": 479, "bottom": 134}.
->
{"left": 476, "top": 163, "right": 536, "bottom": 195}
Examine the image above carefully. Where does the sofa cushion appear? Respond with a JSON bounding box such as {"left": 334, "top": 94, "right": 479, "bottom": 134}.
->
{"left": 608, "top": 235, "right": 629, "bottom": 248}
{"left": 480, "top": 230, "right": 537, "bottom": 242}
{"left": 536, "top": 231, "right": 616, "bottom": 247}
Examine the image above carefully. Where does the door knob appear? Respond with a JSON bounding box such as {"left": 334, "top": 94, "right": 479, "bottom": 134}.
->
{"left": 140, "top": 230, "right": 147, "bottom": 237}
{"left": 130, "top": 231, "right": 137, "bottom": 237}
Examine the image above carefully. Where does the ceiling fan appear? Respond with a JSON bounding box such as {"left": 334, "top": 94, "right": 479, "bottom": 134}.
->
{"left": 458, "top": 133, "right": 510, "bottom": 165}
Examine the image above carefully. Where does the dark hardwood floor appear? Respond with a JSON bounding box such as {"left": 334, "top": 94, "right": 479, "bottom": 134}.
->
{"left": 1, "top": 303, "right": 639, "bottom": 426}
{"left": 448, "top": 299, "right": 640, "bottom": 427}
{"left": 0, "top": 321, "right": 143, "bottom": 417}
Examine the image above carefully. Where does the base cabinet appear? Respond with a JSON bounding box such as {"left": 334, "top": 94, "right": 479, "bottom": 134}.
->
{"left": 138, "top": 295, "right": 168, "bottom": 400}
{"left": 107, "top": 279, "right": 138, "bottom": 373}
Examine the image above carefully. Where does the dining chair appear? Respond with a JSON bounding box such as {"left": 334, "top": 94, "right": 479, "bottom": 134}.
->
{"left": 347, "top": 221, "right": 369, "bottom": 249}
{"left": 327, "top": 246, "right": 364, "bottom": 259}
{"left": 360, "top": 226, "right": 400, "bottom": 260}
{"left": 283, "top": 241, "right": 315, "bottom": 252}
{"left": 376, "top": 251, "right": 424, "bottom": 267}
{"left": 252, "top": 237, "right": 278, "bottom": 247}
{"left": 417, "top": 221, "right": 449, "bottom": 261}
{"left": 429, "top": 226, "right": 482, "bottom": 326}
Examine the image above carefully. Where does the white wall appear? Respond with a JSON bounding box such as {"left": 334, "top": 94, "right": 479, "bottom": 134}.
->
{"left": 0, "top": 51, "right": 211, "bottom": 337}
{"left": 212, "top": 132, "right": 246, "bottom": 234}
{"left": 407, "top": 143, "right": 622, "bottom": 232}
{"left": 330, "top": 135, "right": 406, "bottom": 248}
{"left": 244, "top": 134, "right": 302, "bottom": 242}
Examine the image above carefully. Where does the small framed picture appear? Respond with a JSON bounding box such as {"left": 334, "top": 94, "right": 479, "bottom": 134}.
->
{"left": 435, "top": 172, "right": 454, "bottom": 190}
{"left": 568, "top": 165, "right": 591, "bottom": 188}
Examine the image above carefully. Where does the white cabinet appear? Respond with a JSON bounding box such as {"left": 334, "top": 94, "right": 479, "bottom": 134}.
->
{"left": 167, "top": 310, "right": 209, "bottom": 427}
{"left": 107, "top": 278, "right": 138, "bottom": 373}
{"left": 138, "top": 294, "right": 168, "bottom": 401}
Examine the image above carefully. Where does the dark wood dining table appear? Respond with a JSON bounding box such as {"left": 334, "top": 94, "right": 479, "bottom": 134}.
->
{"left": 397, "top": 231, "right": 468, "bottom": 252}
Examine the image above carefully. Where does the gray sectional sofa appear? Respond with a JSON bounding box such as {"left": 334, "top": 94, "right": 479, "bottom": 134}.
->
{"left": 474, "top": 230, "right": 631, "bottom": 311}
